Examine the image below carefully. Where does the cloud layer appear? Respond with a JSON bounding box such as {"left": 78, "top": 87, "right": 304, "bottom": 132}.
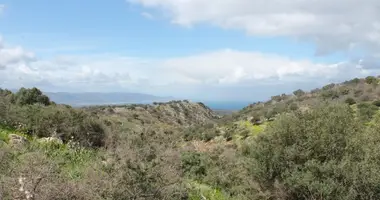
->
{"left": 0, "top": 4, "right": 4, "bottom": 14}
{"left": 129, "top": 0, "right": 380, "bottom": 54}
{"left": 0, "top": 35, "right": 375, "bottom": 100}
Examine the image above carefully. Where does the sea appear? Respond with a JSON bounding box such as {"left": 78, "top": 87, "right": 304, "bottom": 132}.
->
{"left": 202, "top": 101, "right": 253, "bottom": 111}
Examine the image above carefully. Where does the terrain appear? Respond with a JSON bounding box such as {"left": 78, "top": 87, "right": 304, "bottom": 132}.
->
{"left": 2, "top": 75, "right": 380, "bottom": 199}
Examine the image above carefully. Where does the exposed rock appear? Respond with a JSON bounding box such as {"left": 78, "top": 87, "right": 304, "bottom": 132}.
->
{"left": 37, "top": 137, "right": 63, "bottom": 144}
{"left": 8, "top": 134, "right": 28, "bottom": 146}
{"left": 249, "top": 116, "right": 263, "bottom": 125}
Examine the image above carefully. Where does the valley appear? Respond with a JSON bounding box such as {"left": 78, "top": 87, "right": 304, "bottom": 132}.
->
{"left": 2, "top": 76, "right": 380, "bottom": 199}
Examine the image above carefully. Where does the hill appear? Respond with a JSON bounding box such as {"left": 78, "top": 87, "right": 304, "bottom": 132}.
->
{"left": 4, "top": 76, "right": 380, "bottom": 199}
{"left": 234, "top": 76, "right": 380, "bottom": 121}
{"left": 84, "top": 100, "right": 220, "bottom": 127}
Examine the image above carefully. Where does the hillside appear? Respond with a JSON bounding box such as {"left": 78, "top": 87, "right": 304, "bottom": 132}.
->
{"left": 3, "top": 77, "right": 380, "bottom": 199}
{"left": 235, "top": 76, "right": 380, "bottom": 121}
{"left": 190, "top": 76, "right": 380, "bottom": 146}
{"left": 84, "top": 100, "right": 220, "bottom": 127}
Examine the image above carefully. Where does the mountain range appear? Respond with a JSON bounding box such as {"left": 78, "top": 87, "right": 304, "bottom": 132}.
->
{"left": 45, "top": 92, "right": 174, "bottom": 106}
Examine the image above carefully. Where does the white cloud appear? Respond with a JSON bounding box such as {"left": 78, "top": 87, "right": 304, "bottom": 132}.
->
{"left": 128, "top": 0, "right": 380, "bottom": 54}
{"left": 0, "top": 38, "right": 35, "bottom": 70}
{"left": 0, "top": 5, "right": 4, "bottom": 14}
{"left": 0, "top": 36, "right": 376, "bottom": 100}
{"left": 141, "top": 12, "right": 155, "bottom": 20}
{"left": 162, "top": 49, "right": 342, "bottom": 85}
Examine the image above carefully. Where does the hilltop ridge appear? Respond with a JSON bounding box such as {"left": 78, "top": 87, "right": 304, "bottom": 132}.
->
{"left": 234, "top": 76, "right": 380, "bottom": 121}
{"left": 85, "top": 100, "right": 220, "bottom": 127}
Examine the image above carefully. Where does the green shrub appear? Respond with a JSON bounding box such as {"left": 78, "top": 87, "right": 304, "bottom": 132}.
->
{"left": 271, "top": 95, "right": 282, "bottom": 102}
{"left": 246, "top": 104, "right": 380, "bottom": 200}
{"left": 320, "top": 89, "right": 339, "bottom": 100}
{"left": 357, "top": 103, "right": 378, "bottom": 122}
{"left": 181, "top": 152, "right": 207, "bottom": 180}
{"left": 373, "top": 100, "right": 380, "bottom": 107}
{"left": 354, "top": 88, "right": 364, "bottom": 97}
{"left": 13, "top": 87, "right": 52, "bottom": 106}
{"left": 339, "top": 86, "right": 350, "bottom": 95}
{"left": 345, "top": 97, "right": 356, "bottom": 105}
{"left": 322, "top": 83, "right": 335, "bottom": 90}
{"left": 293, "top": 89, "right": 305, "bottom": 97}
{"left": 289, "top": 103, "right": 299, "bottom": 111}
{"left": 344, "top": 78, "right": 360, "bottom": 85}
{"left": 3, "top": 104, "right": 106, "bottom": 148}
{"left": 366, "top": 76, "right": 377, "bottom": 84}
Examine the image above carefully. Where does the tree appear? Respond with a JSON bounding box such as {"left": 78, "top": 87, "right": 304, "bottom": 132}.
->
{"left": 271, "top": 95, "right": 282, "bottom": 102}
{"left": 293, "top": 89, "right": 305, "bottom": 97}
{"left": 344, "top": 78, "right": 360, "bottom": 85}
{"left": 322, "top": 83, "right": 335, "bottom": 90}
{"left": 345, "top": 97, "right": 356, "bottom": 105}
{"left": 366, "top": 76, "right": 377, "bottom": 84}
{"left": 14, "top": 87, "right": 51, "bottom": 106}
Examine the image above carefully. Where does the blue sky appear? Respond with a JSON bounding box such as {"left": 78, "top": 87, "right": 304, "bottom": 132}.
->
{"left": 0, "top": 0, "right": 379, "bottom": 101}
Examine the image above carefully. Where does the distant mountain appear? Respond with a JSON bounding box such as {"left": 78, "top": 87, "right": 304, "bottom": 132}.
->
{"left": 45, "top": 92, "right": 174, "bottom": 106}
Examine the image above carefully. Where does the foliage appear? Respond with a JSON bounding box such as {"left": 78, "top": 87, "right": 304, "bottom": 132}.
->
{"left": 246, "top": 104, "right": 380, "bottom": 199}
{"left": 5, "top": 81, "right": 380, "bottom": 200}
{"left": 357, "top": 102, "right": 378, "bottom": 122}
{"left": 288, "top": 103, "right": 298, "bottom": 111}
{"left": 322, "top": 83, "right": 335, "bottom": 90}
{"left": 344, "top": 78, "right": 360, "bottom": 85}
{"left": 181, "top": 152, "right": 207, "bottom": 180}
{"left": 320, "top": 89, "right": 339, "bottom": 100}
{"left": 345, "top": 97, "right": 356, "bottom": 105}
{"left": 365, "top": 76, "right": 377, "bottom": 84}
{"left": 293, "top": 89, "right": 305, "bottom": 97}
{"left": 13, "top": 87, "right": 52, "bottom": 106}
{"left": 372, "top": 100, "right": 380, "bottom": 107}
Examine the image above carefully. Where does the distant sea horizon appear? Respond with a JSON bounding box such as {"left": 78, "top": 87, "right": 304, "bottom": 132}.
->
{"left": 202, "top": 101, "right": 253, "bottom": 111}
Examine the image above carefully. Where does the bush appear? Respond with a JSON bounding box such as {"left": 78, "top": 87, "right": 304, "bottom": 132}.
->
{"left": 265, "top": 109, "right": 278, "bottom": 119}
{"left": 311, "top": 88, "right": 321, "bottom": 94}
{"left": 293, "top": 89, "right": 305, "bottom": 97}
{"left": 339, "top": 86, "right": 350, "bottom": 95}
{"left": 246, "top": 104, "right": 380, "bottom": 199}
{"left": 271, "top": 95, "right": 282, "bottom": 102}
{"left": 13, "top": 87, "right": 52, "bottom": 106}
{"left": 345, "top": 97, "right": 356, "bottom": 105}
{"left": 366, "top": 76, "right": 377, "bottom": 84}
{"left": 288, "top": 103, "right": 299, "bottom": 111}
{"left": 357, "top": 103, "right": 378, "bottom": 122}
{"left": 4, "top": 104, "right": 106, "bottom": 148}
{"left": 181, "top": 152, "right": 207, "bottom": 180}
{"left": 360, "top": 94, "right": 371, "bottom": 101}
{"left": 320, "top": 89, "right": 339, "bottom": 100}
{"left": 322, "top": 83, "right": 335, "bottom": 90}
{"left": 344, "top": 78, "right": 360, "bottom": 85}
{"left": 373, "top": 100, "right": 380, "bottom": 107}
{"left": 354, "top": 88, "right": 364, "bottom": 97}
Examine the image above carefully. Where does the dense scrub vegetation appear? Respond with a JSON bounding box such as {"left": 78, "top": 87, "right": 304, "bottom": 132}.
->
{"left": 3, "top": 76, "right": 380, "bottom": 199}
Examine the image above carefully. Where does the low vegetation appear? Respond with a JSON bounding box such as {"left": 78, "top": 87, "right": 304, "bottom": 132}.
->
{"left": 3, "top": 76, "right": 380, "bottom": 199}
